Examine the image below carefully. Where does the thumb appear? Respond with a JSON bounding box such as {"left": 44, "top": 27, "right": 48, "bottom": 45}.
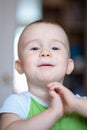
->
{"left": 49, "top": 90, "right": 62, "bottom": 106}
{"left": 49, "top": 90, "right": 57, "bottom": 98}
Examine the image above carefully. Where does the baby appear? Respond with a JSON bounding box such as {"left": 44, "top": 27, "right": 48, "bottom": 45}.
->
{"left": 0, "top": 20, "right": 87, "bottom": 130}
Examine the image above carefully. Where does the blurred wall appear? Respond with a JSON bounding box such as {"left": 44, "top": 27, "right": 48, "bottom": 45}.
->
{"left": 0, "top": 0, "right": 17, "bottom": 106}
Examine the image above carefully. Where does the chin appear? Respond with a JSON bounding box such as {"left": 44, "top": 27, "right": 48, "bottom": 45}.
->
{"left": 36, "top": 74, "right": 60, "bottom": 83}
{"left": 38, "top": 78, "right": 56, "bottom": 83}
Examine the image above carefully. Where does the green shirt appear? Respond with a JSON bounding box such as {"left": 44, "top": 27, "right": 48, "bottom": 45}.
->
{"left": 28, "top": 97, "right": 86, "bottom": 130}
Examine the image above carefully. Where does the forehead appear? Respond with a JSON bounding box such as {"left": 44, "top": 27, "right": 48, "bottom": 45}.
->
{"left": 21, "top": 23, "right": 68, "bottom": 42}
{"left": 18, "top": 23, "right": 70, "bottom": 56}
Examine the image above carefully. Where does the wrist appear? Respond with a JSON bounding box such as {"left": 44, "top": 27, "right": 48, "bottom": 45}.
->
{"left": 47, "top": 107, "right": 63, "bottom": 121}
{"left": 71, "top": 96, "right": 81, "bottom": 114}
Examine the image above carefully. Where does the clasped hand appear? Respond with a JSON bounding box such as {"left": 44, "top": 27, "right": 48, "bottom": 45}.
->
{"left": 47, "top": 82, "right": 78, "bottom": 119}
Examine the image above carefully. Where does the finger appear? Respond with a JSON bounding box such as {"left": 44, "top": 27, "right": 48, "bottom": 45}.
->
{"left": 47, "top": 82, "right": 60, "bottom": 90}
{"left": 49, "top": 90, "right": 62, "bottom": 105}
{"left": 47, "top": 82, "right": 59, "bottom": 87}
{"left": 48, "top": 82, "right": 74, "bottom": 100}
{"left": 48, "top": 82, "right": 72, "bottom": 95}
{"left": 49, "top": 90, "right": 58, "bottom": 98}
{"left": 47, "top": 82, "right": 62, "bottom": 93}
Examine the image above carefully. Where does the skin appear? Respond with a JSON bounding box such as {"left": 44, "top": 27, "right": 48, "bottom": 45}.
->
{"left": 16, "top": 22, "right": 73, "bottom": 103}
{"left": 0, "top": 22, "right": 87, "bottom": 130}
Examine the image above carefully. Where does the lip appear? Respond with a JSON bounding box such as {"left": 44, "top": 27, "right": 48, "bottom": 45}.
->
{"left": 38, "top": 63, "right": 54, "bottom": 67}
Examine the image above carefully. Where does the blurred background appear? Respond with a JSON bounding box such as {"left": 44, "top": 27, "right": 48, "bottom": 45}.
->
{"left": 0, "top": 0, "right": 87, "bottom": 106}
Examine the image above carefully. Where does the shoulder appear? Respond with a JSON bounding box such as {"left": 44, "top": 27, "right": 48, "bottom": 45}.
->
{"left": 0, "top": 91, "right": 31, "bottom": 119}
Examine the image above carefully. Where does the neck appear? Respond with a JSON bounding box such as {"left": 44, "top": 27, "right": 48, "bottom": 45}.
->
{"left": 27, "top": 81, "right": 50, "bottom": 104}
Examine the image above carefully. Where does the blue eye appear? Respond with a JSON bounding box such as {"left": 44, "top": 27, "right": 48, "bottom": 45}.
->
{"left": 31, "top": 47, "right": 39, "bottom": 50}
{"left": 52, "top": 47, "right": 60, "bottom": 50}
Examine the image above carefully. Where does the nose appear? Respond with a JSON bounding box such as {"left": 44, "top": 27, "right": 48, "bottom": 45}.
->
{"left": 39, "top": 48, "right": 52, "bottom": 57}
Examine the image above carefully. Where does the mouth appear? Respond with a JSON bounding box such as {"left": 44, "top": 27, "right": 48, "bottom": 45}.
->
{"left": 38, "top": 64, "right": 54, "bottom": 67}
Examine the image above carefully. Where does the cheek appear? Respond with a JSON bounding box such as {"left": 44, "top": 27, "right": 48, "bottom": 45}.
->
{"left": 22, "top": 55, "right": 38, "bottom": 70}
{"left": 57, "top": 53, "right": 68, "bottom": 63}
{"left": 56, "top": 54, "right": 69, "bottom": 70}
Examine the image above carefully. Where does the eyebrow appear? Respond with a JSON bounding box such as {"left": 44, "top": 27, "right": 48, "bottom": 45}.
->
{"left": 23, "top": 38, "right": 67, "bottom": 49}
{"left": 51, "top": 39, "right": 68, "bottom": 49}
{"left": 52, "top": 39, "right": 69, "bottom": 52}
{"left": 23, "top": 39, "right": 40, "bottom": 49}
{"left": 52, "top": 39, "right": 65, "bottom": 45}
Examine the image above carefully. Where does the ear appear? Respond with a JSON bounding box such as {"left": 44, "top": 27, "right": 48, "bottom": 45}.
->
{"left": 66, "top": 59, "right": 74, "bottom": 75}
{"left": 15, "top": 60, "right": 24, "bottom": 74}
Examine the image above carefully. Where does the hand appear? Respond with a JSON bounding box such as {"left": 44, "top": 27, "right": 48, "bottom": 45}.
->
{"left": 47, "top": 84, "right": 64, "bottom": 120}
{"left": 47, "top": 82, "right": 78, "bottom": 115}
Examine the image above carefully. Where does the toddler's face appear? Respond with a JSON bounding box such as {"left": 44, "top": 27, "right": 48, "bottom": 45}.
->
{"left": 16, "top": 23, "right": 74, "bottom": 84}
